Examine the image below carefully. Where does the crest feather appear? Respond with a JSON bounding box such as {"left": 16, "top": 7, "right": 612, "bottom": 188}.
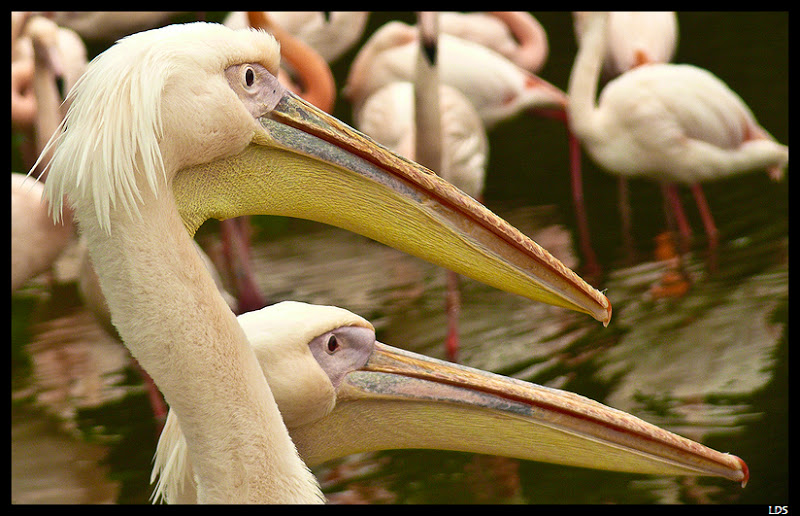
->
{"left": 38, "top": 22, "right": 280, "bottom": 233}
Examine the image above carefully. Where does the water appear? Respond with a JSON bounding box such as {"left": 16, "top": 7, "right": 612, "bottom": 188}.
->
{"left": 11, "top": 12, "right": 787, "bottom": 504}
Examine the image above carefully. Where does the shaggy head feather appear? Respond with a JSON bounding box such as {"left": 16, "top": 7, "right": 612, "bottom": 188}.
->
{"left": 38, "top": 22, "right": 281, "bottom": 233}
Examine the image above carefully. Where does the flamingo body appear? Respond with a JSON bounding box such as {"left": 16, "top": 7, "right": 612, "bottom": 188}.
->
{"left": 569, "top": 13, "right": 788, "bottom": 189}
{"left": 574, "top": 12, "right": 677, "bottom": 77}
{"left": 345, "top": 21, "right": 566, "bottom": 128}
{"left": 356, "top": 81, "right": 487, "bottom": 198}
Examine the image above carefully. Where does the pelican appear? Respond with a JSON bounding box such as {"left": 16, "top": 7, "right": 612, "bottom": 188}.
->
{"left": 151, "top": 300, "right": 748, "bottom": 503}
{"left": 40, "top": 21, "right": 633, "bottom": 503}
{"left": 568, "top": 12, "right": 788, "bottom": 262}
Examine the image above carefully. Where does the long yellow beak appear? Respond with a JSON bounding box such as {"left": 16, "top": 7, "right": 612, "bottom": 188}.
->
{"left": 291, "top": 342, "right": 748, "bottom": 485}
{"left": 173, "top": 90, "right": 610, "bottom": 324}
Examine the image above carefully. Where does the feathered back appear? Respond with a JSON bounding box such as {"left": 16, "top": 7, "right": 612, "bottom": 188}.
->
{"left": 38, "top": 22, "right": 281, "bottom": 234}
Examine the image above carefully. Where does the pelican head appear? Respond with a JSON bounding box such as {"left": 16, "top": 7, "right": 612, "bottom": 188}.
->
{"left": 152, "top": 301, "right": 748, "bottom": 503}
{"left": 40, "top": 22, "right": 609, "bottom": 325}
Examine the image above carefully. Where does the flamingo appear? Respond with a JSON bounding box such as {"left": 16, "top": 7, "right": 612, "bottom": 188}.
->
{"left": 568, "top": 12, "right": 788, "bottom": 267}
{"left": 344, "top": 19, "right": 567, "bottom": 129}
{"left": 46, "top": 11, "right": 183, "bottom": 41}
{"left": 150, "top": 300, "right": 748, "bottom": 503}
{"left": 38, "top": 22, "right": 616, "bottom": 503}
{"left": 225, "top": 11, "right": 369, "bottom": 64}
{"left": 11, "top": 15, "right": 85, "bottom": 292}
{"left": 355, "top": 12, "right": 488, "bottom": 361}
{"left": 344, "top": 16, "right": 601, "bottom": 276}
{"left": 572, "top": 12, "right": 678, "bottom": 260}
{"left": 438, "top": 11, "right": 549, "bottom": 73}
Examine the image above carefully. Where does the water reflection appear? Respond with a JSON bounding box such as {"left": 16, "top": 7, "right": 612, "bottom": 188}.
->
{"left": 11, "top": 11, "right": 787, "bottom": 505}
{"left": 12, "top": 194, "right": 787, "bottom": 503}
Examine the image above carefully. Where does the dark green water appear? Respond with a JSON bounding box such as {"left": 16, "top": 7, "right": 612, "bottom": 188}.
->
{"left": 11, "top": 12, "right": 787, "bottom": 504}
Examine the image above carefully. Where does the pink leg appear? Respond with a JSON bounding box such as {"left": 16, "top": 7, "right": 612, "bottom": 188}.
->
{"left": 132, "top": 360, "right": 166, "bottom": 434}
{"left": 617, "top": 176, "right": 636, "bottom": 263}
{"left": 660, "top": 183, "right": 692, "bottom": 254}
{"left": 690, "top": 183, "right": 719, "bottom": 271}
{"left": 220, "top": 217, "right": 267, "bottom": 314}
{"left": 567, "top": 131, "right": 601, "bottom": 278}
{"left": 444, "top": 269, "right": 461, "bottom": 363}
{"left": 690, "top": 183, "right": 718, "bottom": 250}
{"left": 529, "top": 109, "right": 600, "bottom": 278}
{"left": 229, "top": 217, "right": 267, "bottom": 314}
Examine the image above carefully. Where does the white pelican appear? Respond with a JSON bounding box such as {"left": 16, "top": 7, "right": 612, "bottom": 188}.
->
{"left": 151, "top": 301, "right": 749, "bottom": 503}
{"left": 355, "top": 12, "right": 489, "bottom": 361}
{"left": 39, "top": 21, "right": 622, "bottom": 503}
{"left": 568, "top": 12, "right": 788, "bottom": 263}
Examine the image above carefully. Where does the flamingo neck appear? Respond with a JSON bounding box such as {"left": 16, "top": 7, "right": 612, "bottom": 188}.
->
{"left": 567, "top": 14, "right": 608, "bottom": 142}
{"left": 490, "top": 11, "right": 548, "bottom": 73}
{"left": 414, "top": 12, "right": 443, "bottom": 174}
{"left": 249, "top": 11, "right": 336, "bottom": 113}
{"left": 75, "top": 180, "right": 322, "bottom": 503}
{"left": 31, "top": 42, "right": 63, "bottom": 176}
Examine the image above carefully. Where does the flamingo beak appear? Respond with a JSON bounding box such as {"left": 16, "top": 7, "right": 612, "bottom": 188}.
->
{"left": 174, "top": 89, "right": 610, "bottom": 325}
{"left": 291, "top": 342, "right": 748, "bottom": 485}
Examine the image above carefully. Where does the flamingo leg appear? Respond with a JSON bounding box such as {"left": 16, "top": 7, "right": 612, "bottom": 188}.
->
{"left": 220, "top": 217, "right": 268, "bottom": 314}
{"left": 444, "top": 269, "right": 461, "bottom": 362}
{"left": 690, "top": 183, "right": 719, "bottom": 271}
{"left": 567, "top": 130, "right": 601, "bottom": 278}
{"left": 132, "top": 359, "right": 167, "bottom": 434}
{"left": 661, "top": 183, "right": 693, "bottom": 254}
{"left": 617, "top": 176, "right": 636, "bottom": 263}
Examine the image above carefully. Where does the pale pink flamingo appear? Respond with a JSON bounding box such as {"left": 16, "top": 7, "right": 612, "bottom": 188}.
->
{"left": 354, "top": 12, "right": 488, "bottom": 361}
{"left": 11, "top": 15, "right": 85, "bottom": 292}
{"left": 438, "top": 11, "right": 549, "bottom": 73}
{"left": 225, "top": 11, "right": 369, "bottom": 64}
{"left": 567, "top": 12, "right": 787, "bottom": 269}
{"left": 572, "top": 12, "right": 680, "bottom": 261}
{"left": 344, "top": 18, "right": 567, "bottom": 129}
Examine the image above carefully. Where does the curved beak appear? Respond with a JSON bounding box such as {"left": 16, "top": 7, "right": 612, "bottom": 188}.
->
{"left": 174, "top": 90, "right": 610, "bottom": 324}
{"left": 291, "top": 342, "right": 748, "bottom": 485}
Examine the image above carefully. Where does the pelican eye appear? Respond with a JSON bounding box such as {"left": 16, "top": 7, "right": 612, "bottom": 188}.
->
{"left": 244, "top": 66, "right": 255, "bottom": 87}
{"left": 326, "top": 334, "right": 339, "bottom": 354}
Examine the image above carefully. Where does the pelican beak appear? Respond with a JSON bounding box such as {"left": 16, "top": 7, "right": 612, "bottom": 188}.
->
{"left": 175, "top": 90, "right": 610, "bottom": 324}
{"left": 291, "top": 342, "right": 748, "bottom": 485}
